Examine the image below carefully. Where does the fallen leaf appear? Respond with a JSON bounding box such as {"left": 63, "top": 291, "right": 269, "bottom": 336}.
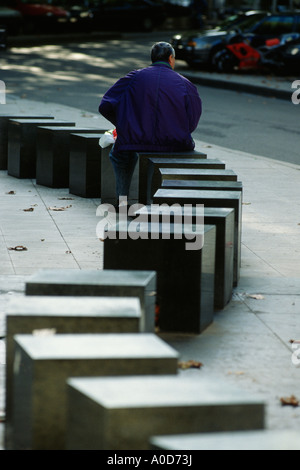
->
{"left": 246, "top": 294, "right": 264, "bottom": 300}
{"left": 48, "top": 205, "right": 72, "bottom": 211}
{"left": 6, "top": 191, "right": 15, "bottom": 195}
{"left": 178, "top": 360, "right": 203, "bottom": 370}
{"left": 8, "top": 245, "right": 28, "bottom": 251}
{"left": 23, "top": 207, "right": 34, "bottom": 212}
{"left": 280, "top": 395, "right": 299, "bottom": 407}
{"left": 58, "top": 197, "right": 74, "bottom": 200}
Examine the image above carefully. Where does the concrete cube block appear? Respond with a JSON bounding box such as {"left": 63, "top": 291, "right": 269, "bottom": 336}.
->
{"left": 142, "top": 157, "right": 226, "bottom": 205}
{"left": 150, "top": 430, "right": 300, "bottom": 450}
{"left": 133, "top": 205, "right": 235, "bottom": 309}
{"left": 7, "top": 119, "right": 75, "bottom": 178}
{"left": 153, "top": 188, "right": 242, "bottom": 286}
{"left": 11, "top": 333, "right": 179, "bottom": 450}
{"left": 0, "top": 114, "right": 54, "bottom": 170}
{"left": 4, "top": 294, "right": 144, "bottom": 449}
{"left": 36, "top": 126, "right": 104, "bottom": 188}
{"left": 66, "top": 375, "right": 265, "bottom": 450}
{"left": 25, "top": 269, "right": 156, "bottom": 332}
{"left": 104, "top": 223, "right": 216, "bottom": 334}
{"left": 69, "top": 133, "right": 106, "bottom": 198}
{"left": 100, "top": 150, "right": 207, "bottom": 205}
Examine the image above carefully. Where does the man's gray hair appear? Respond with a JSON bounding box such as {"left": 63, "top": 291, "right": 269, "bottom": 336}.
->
{"left": 151, "top": 42, "right": 175, "bottom": 63}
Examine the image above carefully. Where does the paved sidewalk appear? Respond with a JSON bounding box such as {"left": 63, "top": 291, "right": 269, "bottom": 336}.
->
{"left": 1, "top": 81, "right": 300, "bottom": 448}
{"left": 182, "top": 68, "right": 296, "bottom": 101}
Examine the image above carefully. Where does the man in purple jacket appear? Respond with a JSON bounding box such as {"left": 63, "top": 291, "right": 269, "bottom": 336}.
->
{"left": 99, "top": 41, "right": 202, "bottom": 206}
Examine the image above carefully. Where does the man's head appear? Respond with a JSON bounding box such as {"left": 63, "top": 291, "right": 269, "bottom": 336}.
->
{"left": 151, "top": 42, "right": 175, "bottom": 69}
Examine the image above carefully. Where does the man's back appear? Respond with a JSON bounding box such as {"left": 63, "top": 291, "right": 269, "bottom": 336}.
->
{"left": 99, "top": 62, "right": 202, "bottom": 153}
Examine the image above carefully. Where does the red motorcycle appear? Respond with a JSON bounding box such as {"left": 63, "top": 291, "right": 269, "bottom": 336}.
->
{"left": 212, "top": 33, "right": 299, "bottom": 73}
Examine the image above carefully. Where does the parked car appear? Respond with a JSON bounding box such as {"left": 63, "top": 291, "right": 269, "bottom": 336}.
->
{"left": 0, "top": 6, "right": 23, "bottom": 36}
{"left": 6, "top": 0, "right": 69, "bottom": 34}
{"left": 49, "top": 0, "right": 95, "bottom": 32}
{"left": 245, "top": 11, "right": 300, "bottom": 48}
{"left": 171, "top": 10, "right": 271, "bottom": 67}
{"left": 88, "top": 0, "right": 167, "bottom": 32}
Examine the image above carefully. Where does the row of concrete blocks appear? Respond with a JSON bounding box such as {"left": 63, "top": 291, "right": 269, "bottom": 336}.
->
{"left": 1, "top": 114, "right": 240, "bottom": 339}
{"left": 0, "top": 113, "right": 239, "bottom": 202}
{"left": 3, "top": 271, "right": 263, "bottom": 451}
{"left": 1, "top": 112, "right": 242, "bottom": 315}
{"left": 5, "top": 272, "right": 300, "bottom": 450}
{"left": 2, "top": 113, "right": 299, "bottom": 450}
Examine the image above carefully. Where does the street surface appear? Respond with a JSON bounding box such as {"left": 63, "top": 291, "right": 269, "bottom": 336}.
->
{"left": 1, "top": 31, "right": 299, "bottom": 164}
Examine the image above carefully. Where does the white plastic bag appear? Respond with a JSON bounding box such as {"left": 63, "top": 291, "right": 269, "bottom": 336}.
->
{"left": 99, "top": 129, "right": 117, "bottom": 148}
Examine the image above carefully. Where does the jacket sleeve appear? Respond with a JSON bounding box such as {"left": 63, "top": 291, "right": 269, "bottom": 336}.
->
{"left": 98, "top": 71, "right": 136, "bottom": 126}
{"left": 185, "top": 80, "right": 202, "bottom": 133}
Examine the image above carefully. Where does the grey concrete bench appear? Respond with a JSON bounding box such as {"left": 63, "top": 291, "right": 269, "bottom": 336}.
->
{"left": 153, "top": 188, "right": 242, "bottom": 287}
{"left": 4, "top": 295, "right": 143, "bottom": 450}
{"left": 162, "top": 179, "right": 243, "bottom": 192}
{"left": 142, "top": 157, "right": 227, "bottom": 205}
{"left": 66, "top": 375, "right": 265, "bottom": 450}
{"left": 133, "top": 205, "right": 235, "bottom": 310}
{"left": 103, "top": 223, "right": 216, "bottom": 334}
{"left": 7, "top": 119, "right": 75, "bottom": 178}
{"left": 36, "top": 126, "right": 105, "bottom": 188}
{"left": 69, "top": 132, "right": 106, "bottom": 198}
{"left": 0, "top": 114, "right": 54, "bottom": 170}
{"left": 150, "top": 430, "right": 300, "bottom": 450}
{"left": 25, "top": 269, "right": 156, "bottom": 333}
{"left": 11, "top": 333, "right": 178, "bottom": 450}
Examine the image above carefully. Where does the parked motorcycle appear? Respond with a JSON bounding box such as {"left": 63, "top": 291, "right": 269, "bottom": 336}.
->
{"left": 259, "top": 33, "right": 300, "bottom": 74}
{"left": 212, "top": 32, "right": 300, "bottom": 74}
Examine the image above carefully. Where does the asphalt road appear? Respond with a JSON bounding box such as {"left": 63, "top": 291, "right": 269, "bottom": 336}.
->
{"left": 1, "top": 32, "right": 299, "bottom": 165}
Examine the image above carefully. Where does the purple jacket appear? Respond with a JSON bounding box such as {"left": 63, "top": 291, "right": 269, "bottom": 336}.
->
{"left": 98, "top": 62, "right": 202, "bottom": 152}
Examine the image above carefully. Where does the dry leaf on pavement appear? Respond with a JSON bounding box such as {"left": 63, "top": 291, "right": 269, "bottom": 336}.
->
{"left": 178, "top": 360, "right": 203, "bottom": 370}
{"left": 280, "top": 395, "right": 299, "bottom": 407}
{"left": 8, "top": 245, "right": 28, "bottom": 251}
{"left": 246, "top": 294, "right": 264, "bottom": 300}
{"left": 48, "top": 205, "right": 72, "bottom": 211}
